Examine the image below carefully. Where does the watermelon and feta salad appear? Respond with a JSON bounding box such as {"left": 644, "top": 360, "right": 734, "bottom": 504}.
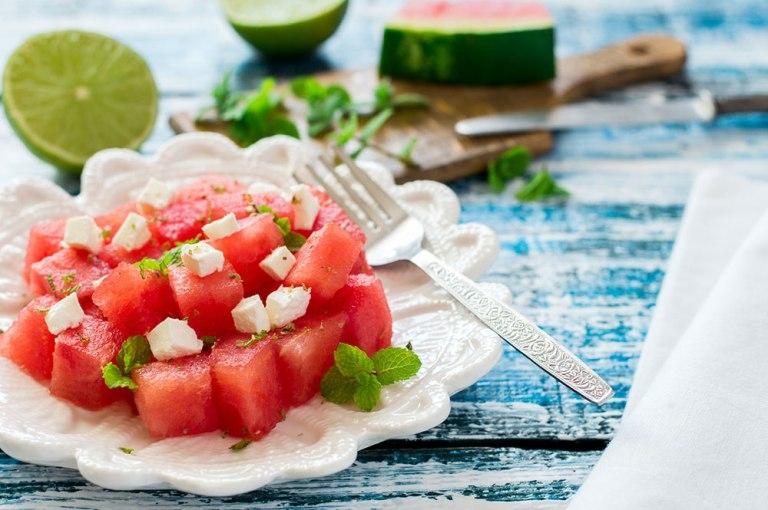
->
{"left": 0, "top": 174, "right": 418, "bottom": 443}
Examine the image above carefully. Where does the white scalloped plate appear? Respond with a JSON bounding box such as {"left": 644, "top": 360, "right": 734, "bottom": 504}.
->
{"left": 0, "top": 133, "right": 504, "bottom": 496}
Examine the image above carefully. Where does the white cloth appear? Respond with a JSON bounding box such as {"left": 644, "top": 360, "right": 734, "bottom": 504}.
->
{"left": 569, "top": 170, "right": 768, "bottom": 510}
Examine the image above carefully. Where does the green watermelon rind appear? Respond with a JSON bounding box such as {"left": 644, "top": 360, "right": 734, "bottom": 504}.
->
{"left": 379, "top": 25, "right": 556, "bottom": 85}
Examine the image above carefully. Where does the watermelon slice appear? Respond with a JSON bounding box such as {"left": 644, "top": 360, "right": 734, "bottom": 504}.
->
{"left": 50, "top": 313, "right": 131, "bottom": 410}
{"left": 379, "top": 0, "right": 555, "bottom": 85}
{"left": 173, "top": 175, "right": 245, "bottom": 203}
{"left": 23, "top": 218, "right": 66, "bottom": 281}
{"left": 28, "top": 248, "right": 111, "bottom": 299}
{"left": 133, "top": 354, "right": 220, "bottom": 438}
{"left": 275, "top": 311, "right": 347, "bottom": 407}
{"left": 1, "top": 295, "right": 58, "bottom": 381}
{"left": 284, "top": 223, "right": 362, "bottom": 302}
{"left": 307, "top": 188, "right": 366, "bottom": 244}
{"left": 335, "top": 274, "right": 393, "bottom": 355}
{"left": 211, "top": 336, "right": 283, "bottom": 439}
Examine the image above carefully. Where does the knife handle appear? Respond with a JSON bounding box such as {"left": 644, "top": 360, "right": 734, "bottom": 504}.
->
{"left": 714, "top": 95, "right": 768, "bottom": 115}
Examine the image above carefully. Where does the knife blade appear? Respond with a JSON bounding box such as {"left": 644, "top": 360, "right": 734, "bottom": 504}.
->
{"left": 455, "top": 90, "right": 768, "bottom": 136}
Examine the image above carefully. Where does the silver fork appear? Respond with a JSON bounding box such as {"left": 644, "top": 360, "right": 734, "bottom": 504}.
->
{"left": 304, "top": 149, "right": 614, "bottom": 405}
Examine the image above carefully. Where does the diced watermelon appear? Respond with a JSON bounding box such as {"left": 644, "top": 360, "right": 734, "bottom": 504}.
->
{"left": 98, "top": 239, "right": 165, "bottom": 268}
{"left": 307, "top": 189, "right": 366, "bottom": 244}
{"left": 275, "top": 311, "right": 347, "bottom": 407}
{"left": 23, "top": 218, "right": 66, "bottom": 281}
{"left": 211, "top": 336, "right": 283, "bottom": 439}
{"left": 92, "top": 263, "right": 179, "bottom": 335}
{"left": 351, "top": 252, "right": 374, "bottom": 276}
{"left": 284, "top": 223, "right": 362, "bottom": 301}
{"left": 133, "top": 354, "right": 219, "bottom": 438}
{"left": 1, "top": 295, "right": 58, "bottom": 381}
{"left": 95, "top": 203, "right": 138, "bottom": 242}
{"left": 209, "top": 214, "right": 284, "bottom": 296}
{"left": 50, "top": 313, "right": 131, "bottom": 410}
{"left": 28, "top": 248, "right": 111, "bottom": 299}
{"left": 335, "top": 274, "right": 393, "bottom": 355}
{"left": 168, "top": 262, "right": 244, "bottom": 336}
{"left": 173, "top": 175, "right": 245, "bottom": 203}
{"left": 248, "top": 192, "right": 295, "bottom": 227}
{"left": 148, "top": 200, "right": 209, "bottom": 244}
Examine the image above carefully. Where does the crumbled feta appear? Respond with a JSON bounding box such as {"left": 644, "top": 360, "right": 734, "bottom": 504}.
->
{"left": 180, "top": 242, "right": 224, "bottom": 277}
{"left": 259, "top": 246, "right": 296, "bottom": 281}
{"left": 111, "top": 212, "right": 151, "bottom": 251}
{"left": 202, "top": 213, "right": 239, "bottom": 240}
{"left": 63, "top": 216, "right": 102, "bottom": 253}
{"left": 92, "top": 275, "right": 107, "bottom": 289}
{"left": 265, "top": 286, "right": 311, "bottom": 327}
{"left": 231, "top": 295, "right": 271, "bottom": 334}
{"left": 290, "top": 184, "right": 320, "bottom": 230}
{"left": 146, "top": 318, "right": 203, "bottom": 361}
{"left": 45, "top": 293, "right": 85, "bottom": 335}
{"left": 247, "top": 181, "right": 289, "bottom": 200}
{"left": 137, "top": 178, "right": 171, "bottom": 210}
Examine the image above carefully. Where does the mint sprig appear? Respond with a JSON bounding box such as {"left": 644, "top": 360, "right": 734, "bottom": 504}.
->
{"left": 102, "top": 335, "right": 152, "bottom": 391}
{"left": 252, "top": 204, "right": 307, "bottom": 251}
{"left": 515, "top": 168, "right": 570, "bottom": 202}
{"left": 135, "top": 237, "right": 200, "bottom": 278}
{"left": 487, "top": 146, "right": 531, "bottom": 193}
{"left": 320, "top": 343, "right": 421, "bottom": 412}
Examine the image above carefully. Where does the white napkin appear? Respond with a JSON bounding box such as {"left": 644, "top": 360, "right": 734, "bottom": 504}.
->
{"left": 569, "top": 170, "right": 768, "bottom": 510}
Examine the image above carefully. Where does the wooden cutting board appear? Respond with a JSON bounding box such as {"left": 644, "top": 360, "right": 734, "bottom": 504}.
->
{"left": 171, "top": 34, "right": 685, "bottom": 183}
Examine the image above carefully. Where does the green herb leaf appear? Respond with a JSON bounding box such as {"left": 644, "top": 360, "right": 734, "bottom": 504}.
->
{"left": 372, "top": 346, "right": 422, "bottom": 385}
{"left": 283, "top": 231, "right": 307, "bottom": 252}
{"left": 119, "top": 447, "right": 134, "bottom": 455}
{"left": 398, "top": 137, "right": 418, "bottom": 164}
{"left": 487, "top": 146, "right": 531, "bottom": 193}
{"left": 353, "top": 372, "right": 382, "bottom": 412}
{"left": 225, "top": 78, "right": 299, "bottom": 146}
{"left": 334, "top": 343, "right": 374, "bottom": 378}
{"left": 117, "top": 335, "right": 152, "bottom": 374}
{"left": 253, "top": 203, "right": 305, "bottom": 249}
{"left": 201, "top": 335, "right": 218, "bottom": 347}
{"left": 320, "top": 366, "right": 357, "bottom": 404}
{"left": 135, "top": 237, "right": 199, "bottom": 278}
{"left": 358, "top": 108, "right": 393, "bottom": 143}
{"left": 373, "top": 81, "right": 394, "bottom": 111}
{"left": 237, "top": 330, "right": 268, "bottom": 348}
{"left": 391, "top": 92, "right": 430, "bottom": 109}
{"left": 229, "top": 439, "right": 252, "bottom": 452}
{"left": 333, "top": 111, "right": 358, "bottom": 146}
{"left": 102, "top": 363, "right": 138, "bottom": 390}
{"left": 515, "top": 169, "right": 570, "bottom": 202}
{"left": 274, "top": 216, "right": 291, "bottom": 236}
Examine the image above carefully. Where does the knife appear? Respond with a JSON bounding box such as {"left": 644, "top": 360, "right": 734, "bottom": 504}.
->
{"left": 455, "top": 90, "right": 768, "bottom": 136}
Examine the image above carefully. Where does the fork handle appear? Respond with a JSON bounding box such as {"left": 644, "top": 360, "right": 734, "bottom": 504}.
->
{"left": 410, "top": 249, "right": 614, "bottom": 405}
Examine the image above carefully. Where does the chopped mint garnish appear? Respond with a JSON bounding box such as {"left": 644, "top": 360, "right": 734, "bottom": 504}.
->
{"left": 135, "top": 237, "right": 199, "bottom": 278}
{"left": 283, "top": 231, "right": 306, "bottom": 252}
{"left": 487, "top": 146, "right": 530, "bottom": 193}
{"left": 201, "top": 335, "right": 218, "bottom": 347}
{"left": 320, "top": 343, "right": 422, "bottom": 412}
{"left": 237, "top": 330, "right": 268, "bottom": 348}
{"left": 251, "top": 204, "right": 306, "bottom": 251}
{"left": 119, "top": 447, "right": 134, "bottom": 455}
{"left": 102, "top": 335, "right": 152, "bottom": 391}
{"left": 229, "top": 439, "right": 252, "bottom": 452}
{"left": 515, "top": 169, "right": 570, "bottom": 202}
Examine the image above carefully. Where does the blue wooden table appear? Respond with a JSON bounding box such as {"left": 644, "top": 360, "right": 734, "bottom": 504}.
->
{"left": 1, "top": 0, "right": 767, "bottom": 507}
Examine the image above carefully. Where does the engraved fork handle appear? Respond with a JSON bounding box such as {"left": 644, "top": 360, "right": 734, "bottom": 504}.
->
{"left": 410, "top": 249, "right": 614, "bottom": 405}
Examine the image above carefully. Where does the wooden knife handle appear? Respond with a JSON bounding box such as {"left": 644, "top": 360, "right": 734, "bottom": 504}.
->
{"left": 715, "top": 95, "right": 768, "bottom": 115}
{"left": 554, "top": 34, "right": 687, "bottom": 104}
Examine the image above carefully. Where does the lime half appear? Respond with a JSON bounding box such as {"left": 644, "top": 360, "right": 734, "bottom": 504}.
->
{"left": 2, "top": 31, "right": 158, "bottom": 173}
{"left": 221, "top": 0, "right": 348, "bottom": 57}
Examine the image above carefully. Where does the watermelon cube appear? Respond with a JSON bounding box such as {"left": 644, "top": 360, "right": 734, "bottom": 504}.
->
{"left": 284, "top": 223, "right": 362, "bottom": 302}
{"left": 351, "top": 252, "right": 374, "bottom": 276}
{"left": 50, "top": 314, "right": 131, "bottom": 410}
{"left": 148, "top": 200, "right": 210, "bottom": 244}
{"left": 173, "top": 175, "right": 245, "bottom": 203}
{"left": 335, "top": 274, "right": 393, "bottom": 356}
{"left": 23, "top": 218, "right": 66, "bottom": 281}
{"left": 211, "top": 336, "right": 283, "bottom": 439}
{"left": 95, "top": 203, "right": 138, "bottom": 242}
{"left": 209, "top": 214, "right": 284, "bottom": 296}
{"left": 275, "top": 311, "right": 347, "bottom": 407}
{"left": 306, "top": 189, "right": 366, "bottom": 244}
{"left": 98, "top": 239, "right": 165, "bottom": 268}
{"left": 168, "top": 261, "right": 244, "bottom": 336}
{"left": 92, "top": 262, "right": 179, "bottom": 335}
{"left": 1, "top": 295, "right": 58, "bottom": 381}
{"left": 133, "top": 354, "right": 220, "bottom": 438}
{"left": 28, "top": 248, "right": 111, "bottom": 299}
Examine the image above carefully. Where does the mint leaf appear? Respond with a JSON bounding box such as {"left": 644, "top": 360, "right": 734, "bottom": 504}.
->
{"left": 229, "top": 439, "right": 252, "bottom": 452}
{"left": 333, "top": 112, "right": 358, "bottom": 146}
{"left": 119, "top": 447, "right": 134, "bottom": 455}
{"left": 274, "top": 216, "right": 291, "bottom": 236}
{"left": 372, "top": 347, "right": 422, "bottom": 385}
{"left": 283, "top": 231, "right": 307, "bottom": 252}
{"left": 136, "top": 237, "right": 199, "bottom": 278}
{"left": 237, "top": 330, "right": 268, "bottom": 348}
{"left": 373, "top": 81, "right": 394, "bottom": 111}
{"left": 515, "top": 169, "right": 570, "bottom": 202}
{"left": 201, "top": 335, "right": 218, "bottom": 347}
{"left": 117, "top": 335, "right": 152, "bottom": 374}
{"left": 487, "top": 146, "right": 531, "bottom": 193}
{"left": 320, "top": 366, "right": 357, "bottom": 404}
{"left": 358, "top": 108, "right": 393, "bottom": 144}
{"left": 222, "top": 78, "right": 299, "bottom": 146}
{"left": 398, "top": 137, "right": 418, "bottom": 164}
{"left": 353, "top": 372, "right": 382, "bottom": 412}
{"left": 391, "top": 93, "right": 430, "bottom": 109}
{"left": 334, "top": 343, "right": 374, "bottom": 378}
{"left": 253, "top": 204, "right": 305, "bottom": 249}
{"left": 102, "top": 363, "right": 137, "bottom": 390}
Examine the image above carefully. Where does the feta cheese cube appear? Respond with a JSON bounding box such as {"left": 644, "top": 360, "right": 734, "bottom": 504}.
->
{"left": 147, "top": 318, "right": 203, "bottom": 361}
{"left": 180, "top": 242, "right": 225, "bottom": 277}
{"left": 247, "top": 181, "right": 289, "bottom": 200}
{"left": 290, "top": 184, "right": 320, "bottom": 230}
{"left": 231, "top": 295, "right": 271, "bottom": 334}
{"left": 63, "top": 215, "right": 103, "bottom": 253}
{"left": 137, "top": 178, "right": 171, "bottom": 210}
{"left": 202, "top": 213, "right": 239, "bottom": 240}
{"left": 259, "top": 246, "right": 296, "bottom": 281}
{"left": 45, "top": 293, "right": 85, "bottom": 335}
{"left": 111, "top": 212, "right": 151, "bottom": 251}
{"left": 265, "top": 286, "right": 311, "bottom": 327}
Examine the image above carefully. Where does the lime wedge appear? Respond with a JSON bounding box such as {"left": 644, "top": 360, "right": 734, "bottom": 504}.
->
{"left": 221, "top": 0, "right": 348, "bottom": 56}
{"left": 2, "top": 31, "right": 158, "bottom": 174}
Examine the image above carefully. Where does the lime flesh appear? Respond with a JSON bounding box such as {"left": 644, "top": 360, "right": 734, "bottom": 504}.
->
{"left": 2, "top": 30, "right": 158, "bottom": 173}
{"left": 221, "top": 0, "right": 348, "bottom": 56}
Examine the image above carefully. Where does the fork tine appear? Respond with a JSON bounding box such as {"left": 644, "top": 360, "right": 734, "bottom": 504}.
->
{"left": 318, "top": 154, "right": 388, "bottom": 226}
{"left": 305, "top": 160, "right": 376, "bottom": 238}
{"left": 333, "top": 147, "right": 407, "bottom": 220}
